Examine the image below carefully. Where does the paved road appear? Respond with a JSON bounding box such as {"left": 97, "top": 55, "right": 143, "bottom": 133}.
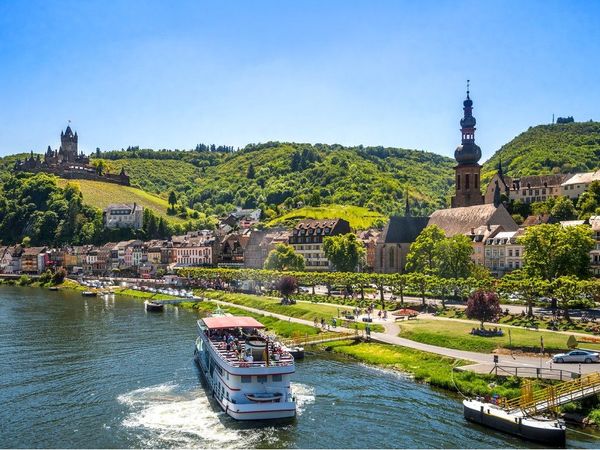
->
{"left": 202, "top": 297, "right": 600, "bottom": 376}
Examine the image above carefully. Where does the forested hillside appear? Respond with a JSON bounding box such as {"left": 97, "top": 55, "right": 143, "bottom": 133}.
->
{"left": 482, "top": 122, "right": 600, "bottom": 182}
{"left": 94, "top": 142, "right": 455, "bottom": 217}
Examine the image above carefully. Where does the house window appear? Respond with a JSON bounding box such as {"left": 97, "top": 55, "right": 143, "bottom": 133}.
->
{"left": 388, "top": 247, "right": 395, "bottom": 268}
{"left": 474, "top": 174, "right": 479, "bottom": 189}
{"left": 465, "top": 174, "right": 470, "bottom": 189}
{"left": 456, "top": 174, "right": 461, "bottom": 190}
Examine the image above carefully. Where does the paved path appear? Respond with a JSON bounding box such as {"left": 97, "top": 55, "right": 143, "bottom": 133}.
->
{"left": 202, "top": 297, "right": 600, "bottom": 376}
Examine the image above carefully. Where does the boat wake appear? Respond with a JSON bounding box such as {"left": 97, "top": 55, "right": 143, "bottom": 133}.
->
{"left": 291, "top": 382, "right": 315, "bottom": 414}
{"left": 117, "top": 383, "right": 242, "bottom": 448}
{"left": 117, "top": 382, "right": 316, "bottom": 448}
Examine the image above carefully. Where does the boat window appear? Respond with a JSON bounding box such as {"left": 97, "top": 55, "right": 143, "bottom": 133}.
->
{"left": 241, "top": 375, "right": 252, "bottom": 383}
{"left": 257, "top": 375, "right": 267, "bottom": 383}
{"left": 272, "top": 374, "right": 282, "bottom": 382}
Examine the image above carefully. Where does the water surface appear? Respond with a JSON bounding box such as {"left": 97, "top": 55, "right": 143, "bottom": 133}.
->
{"left": 0, "top": 286, "right": 598, "bottom": 448}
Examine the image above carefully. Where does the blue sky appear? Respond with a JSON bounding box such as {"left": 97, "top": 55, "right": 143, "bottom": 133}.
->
{"left": 0, "top": 1, "right": 598, "bottom": 161}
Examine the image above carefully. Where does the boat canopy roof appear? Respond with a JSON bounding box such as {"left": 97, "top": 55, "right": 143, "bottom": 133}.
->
{"left": 201, "top": 316, "right": 265, "bottom": 330}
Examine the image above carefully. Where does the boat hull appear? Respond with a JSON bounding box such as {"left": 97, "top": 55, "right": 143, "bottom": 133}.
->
{"left": 194, "top": 348, "right": 296, "bottom": 422}
{"left": 463, "top": 400, "right": 565, "bottom": 446}
{"left": 144, "top": 301, "right": 164, "bottom": 312}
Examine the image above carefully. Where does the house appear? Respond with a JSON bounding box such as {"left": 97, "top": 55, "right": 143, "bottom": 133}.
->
{"left": 244, "top": 228, "right": 291, "bottom": 269}
{"left": 0, "top": 246, "right": 22, "bottom": 274}
{"left": 374, "top": 217, "right": 428, "bottom": 273}
{"left": 288, "top": 219, "right": 351, "bottom": 271}
{"left": 358, "top": 229, "right": 381, "bottom": 271}
{"left": 103, "top": 203, "right": 144, "bottom": 229}
{"left": 467, "top": 224, "right": 503, "bottom": 267}
{"left": 219, "top": 231, "right": 251, "bottom": 268}
{"left": 172, "top": 231, "right": 217, "bottom": 267}
{"left": 560, "top": 170, "right": 600, "bottom": 199}
{"left": 21, "top": 247, "right": 47, "bottom": 274}
{"left": 484, "top": 169, "right": 571, "bottom": 205}
{"left": 219, "top": 208, "right": 261, "bottom": 231}
{"left": 484, "top": 230, "right": 523, "bottom": 276}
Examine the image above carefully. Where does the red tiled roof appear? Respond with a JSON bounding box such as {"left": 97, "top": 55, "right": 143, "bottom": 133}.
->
{"left": 202, "top": 316, "right": 265, "bottom": 330}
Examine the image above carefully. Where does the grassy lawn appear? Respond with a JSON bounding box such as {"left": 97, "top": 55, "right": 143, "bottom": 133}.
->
{"left": 324, "top": 340, "right": 532, "bottom": 400}
{"left": 439, "top": 307, "right": 600, "bottom": 335}
{"left": 198, "top": 290, "right": 384, "bottom": 332}
{"left": 266, "top": 204, "right": 384, "bottom": 230}
{"left": 399, "top": 319, "right": 600, "bottom": 353}
{"left": 180, "top": 301, "right": 320, "bottom": 339}
{"left": 56, "top": 179, "right": 187, "bottom": 224}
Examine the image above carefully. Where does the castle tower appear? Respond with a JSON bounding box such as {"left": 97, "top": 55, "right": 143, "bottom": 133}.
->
{"left": 450, "top": 82, "right": 484, "bottom": 208}
{"left": 60, "top": 125, "right": 78, "bottom": 163}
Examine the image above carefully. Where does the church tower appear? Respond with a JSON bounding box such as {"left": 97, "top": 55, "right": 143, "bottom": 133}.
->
{"left": 60, "top": 125, "right": 78, "bottom": 163}
{"left": 451, "top": 82, "right": 484, "bottom": 208}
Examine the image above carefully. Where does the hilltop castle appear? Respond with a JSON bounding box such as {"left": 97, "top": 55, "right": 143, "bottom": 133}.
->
{"left": 14, "top": 126, "right": 130, "bottom": 186}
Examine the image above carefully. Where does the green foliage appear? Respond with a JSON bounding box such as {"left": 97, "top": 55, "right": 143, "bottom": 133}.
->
{"left": 323, "top": 233, "right": 365, "bottom": 272}
{"left": 405, "top": 225, "right": 446, "bottom": 273}
{"left": 482, "top": 122, "right": 600, "bottom": 182}
{"left": 550, "top": 196, "right": 576, "bottom": 221}
{"left": 267, "top": 204, "right": 384, "bottom": 230}
{"left": 406, "top": 225, "right": 474, "bottom": 279}
{"left": 95, "top": 142, "right": 454, "bottom": 218}
{"left": 519, "top": 223, "right": 595, "bottom": 280}
{"left": 264, "top": 244, "right": 305, "bottom": 271}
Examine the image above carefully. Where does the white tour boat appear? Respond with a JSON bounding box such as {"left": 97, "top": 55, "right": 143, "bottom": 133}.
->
{"left": 194, "top": 316, "right": 296, "bottom": 420}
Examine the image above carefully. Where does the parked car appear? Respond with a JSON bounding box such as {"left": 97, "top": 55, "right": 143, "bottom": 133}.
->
{"left": 552, "top": 350, "right": 600, "bottom": 364}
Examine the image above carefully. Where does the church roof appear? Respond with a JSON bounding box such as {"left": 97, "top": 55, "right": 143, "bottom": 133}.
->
{"left": 378, "top": 216, "right": 429, "bottom": 244}
{"left": 428, "top": 204, "right": 518, "bottom": 236}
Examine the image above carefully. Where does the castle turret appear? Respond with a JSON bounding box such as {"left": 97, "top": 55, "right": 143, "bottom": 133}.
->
{"left": 60, "top": 125, "right": 78, "bottom": 163}
{"left": 451, "top": 81, "right": 484, "bottom": 208}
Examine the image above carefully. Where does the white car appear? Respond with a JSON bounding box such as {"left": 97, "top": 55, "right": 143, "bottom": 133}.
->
{"left": 553, "top": 350, "right": 600, "bottom": 364}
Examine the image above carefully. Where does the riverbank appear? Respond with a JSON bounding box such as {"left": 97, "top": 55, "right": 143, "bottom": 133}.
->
{"left": 195, "top": 289, "right": 385, "bottom": 332}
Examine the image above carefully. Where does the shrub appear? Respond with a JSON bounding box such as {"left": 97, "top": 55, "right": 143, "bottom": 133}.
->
{"left": 466, "top": 290, "right": 502, "bottom": 329}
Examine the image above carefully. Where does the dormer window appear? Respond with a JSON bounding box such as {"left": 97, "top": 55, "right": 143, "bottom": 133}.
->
{"left": 324, "top": 228, "right": 330, "bottom": 234}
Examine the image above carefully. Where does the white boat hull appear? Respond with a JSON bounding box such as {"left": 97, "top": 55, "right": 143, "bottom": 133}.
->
{"left": 463, "top": 399, "right": 565, "bottom": 446}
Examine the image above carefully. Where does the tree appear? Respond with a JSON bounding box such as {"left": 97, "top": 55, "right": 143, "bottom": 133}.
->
{"left": 323, "top": 233, "right": 365, "bottom": 272}
{"left": 168, "top": 191, "right": 178, "bottom": 212}
{"left": 550, "top": 196, "right": 576, "bottom": 221}
{"left": 246, "top": 163, "right": 256, "bottom": 179}
{"left": 499, "top": 270, "right": 548, "bottom": 317}
{"left": 465, "top": 290, "right": 502, "bottom": 329}
{"left": 277, "top": 276, "right": 298, "bottom": 300}
{"left": 437, "top": 234, "right": 474, "bottom": 279}
{"left": 520, "top": 223, "right": 594, "bottom": 280}
{"left": 264, "top": 244, "right": 305, "bottom": 271}
{"left": 405, "top": 225, "right": 445, "bottom": 273}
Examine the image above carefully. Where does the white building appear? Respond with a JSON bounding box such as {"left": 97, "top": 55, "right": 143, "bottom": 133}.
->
{"left": 484, "top": 230, "right": 524, "bottom": 276}
{"left": 560, "top": 170, "right": 600, "bottom": 199}
{"left": 103, "top": 203, "right": 144, "bottom": 229}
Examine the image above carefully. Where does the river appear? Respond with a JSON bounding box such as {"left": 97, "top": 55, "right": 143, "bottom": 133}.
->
{"left": 0, "top": 286, "right": 598, "bottom": 448}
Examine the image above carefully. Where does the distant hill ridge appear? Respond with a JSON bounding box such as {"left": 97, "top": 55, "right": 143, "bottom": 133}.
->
{"left": 482, "top": 122, "right": 600, "bottom": 183}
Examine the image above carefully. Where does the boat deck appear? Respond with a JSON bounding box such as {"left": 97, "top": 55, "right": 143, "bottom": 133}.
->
{"left": 209, "top": 337, "right": 294, "bottom": 368}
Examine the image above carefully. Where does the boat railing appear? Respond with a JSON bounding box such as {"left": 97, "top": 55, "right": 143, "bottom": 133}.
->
{"left": 207, "top": 337, "right": 294, "bottom": 368}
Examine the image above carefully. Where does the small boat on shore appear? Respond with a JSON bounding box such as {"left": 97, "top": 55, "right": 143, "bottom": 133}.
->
{"left": 48, "top": 286, "right": 59, "bottom": 291}
{"left": 144, "top": 300, "right": 164, "bottom": 312}
{"left": 282, "top": 344, "right": 305, "bottom": 360}
{"left": 82, "top": 291, "right": 97, "bottom": 297}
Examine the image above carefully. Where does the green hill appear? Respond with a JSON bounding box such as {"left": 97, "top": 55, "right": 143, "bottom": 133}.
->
{"left": 99, "top": 143, "right": 454, "bottom": 218}
{"left": 55, "top": 179, "right": 189, "bottom": 224}
{"left": 266, "top": 204, "right": 385, "bottom": 230}
{"left": 482, "top": 122, "right": 600, "bottom": 183}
